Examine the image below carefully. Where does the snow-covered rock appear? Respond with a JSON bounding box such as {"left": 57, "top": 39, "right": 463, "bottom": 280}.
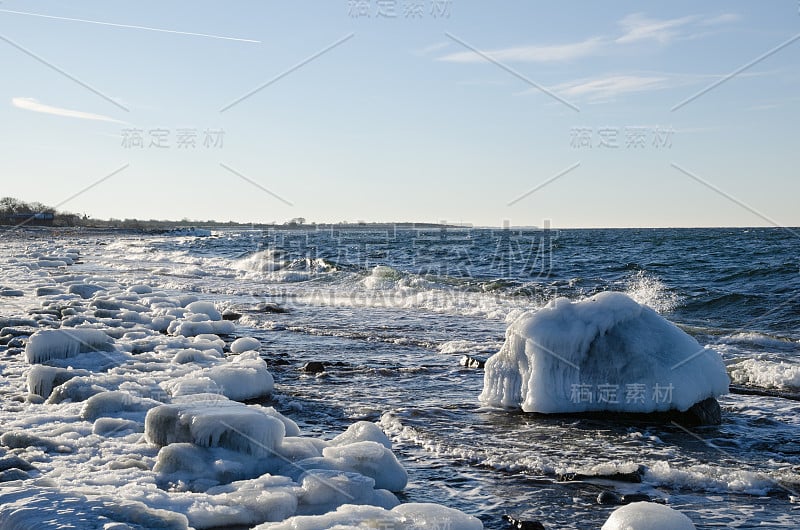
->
{"left": 602, "top": 501, "right": 696, "bottom": 529}
{"left": 145, "top": 395, "right": 286, "bottom": 456}
{"left": 480, "top": 292, "right": 729, "bottom": 415}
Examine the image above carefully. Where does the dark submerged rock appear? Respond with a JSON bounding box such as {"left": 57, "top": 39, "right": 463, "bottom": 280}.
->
{"left": 222, "top": 311, "right": 242, "bottom": 321}
{"left": 302, "top": 361, "right": 326, "bottom": 373}
{"left": 502, "top": 514, "right": 546, "bottom": 529}
{"left": 681, "top": 396, "right": 722, "bottom": 426}
{"left": 621, "top": 493, "right": 652, "bottom": 503}
{"left": 255, "top": 302, "right": 289, "bottom": 314}
{"left": 597, "top": 491, "right": 622, "bottom": 505}
{"left": 558, "top": 465, "right": 644, "bottom": 484}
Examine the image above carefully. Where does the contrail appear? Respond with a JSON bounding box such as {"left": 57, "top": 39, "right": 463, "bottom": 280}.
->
{"left": 0, "top": 8, "right": 260, "bottom": 43}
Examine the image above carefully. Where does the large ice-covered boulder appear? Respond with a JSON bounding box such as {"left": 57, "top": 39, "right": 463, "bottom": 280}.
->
{"left": 480, "top": 293, "right": 729, "bottom": 417}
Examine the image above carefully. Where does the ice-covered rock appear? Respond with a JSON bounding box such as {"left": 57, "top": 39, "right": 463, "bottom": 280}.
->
{"left": 330, "top": 421, "right": 392, "bottom": 449}
{"left": 81, "top": 390, "right": 161, "bottom": 421}
{"left": 163, "top": 355, "right": 274, "bottom": 401}
{"left": 67, "top": 283, "right": 105, "bottom": 299}
{"left": 186, "top": 301, "right": 222, "bottom": 321}
{"left": 25, "top": 328, "right": 115, "bottom": 364}
{"left": 145, "top": 395, "right": 286, "bottom": 456}
{"left": 0, "top": 488, "right": 189, "bottom": 529}
{"left": 254, "top": 502, "right": 483, "bottom": 529}
{"left": 26, "top": 365, "right": 89, "bottom": 398}
{"left": 480, "top": 292, "right": 729, "bottom": 416}
{"left": 602, "top": 501, "right": 695, "bottom": 529}
{"left": 295, "top": 470, "right": 399, "bottom": 515}
{"left": 231, "top": 336, "right": 261, "bottom": 353}
{"left": 291, "top": 441, "right": 408, "bottom": 492}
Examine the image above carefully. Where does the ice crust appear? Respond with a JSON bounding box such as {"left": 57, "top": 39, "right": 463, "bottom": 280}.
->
{"left": 0, "top": 240, "right": 484, "bottom": 529}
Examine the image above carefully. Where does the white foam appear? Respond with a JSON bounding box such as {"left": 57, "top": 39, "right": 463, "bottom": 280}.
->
{"left": 729, "top": 359, "right": 800, "bottom": 389}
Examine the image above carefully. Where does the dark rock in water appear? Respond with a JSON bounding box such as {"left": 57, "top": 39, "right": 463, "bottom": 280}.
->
{"left": 597, "top": 491, "right": 622, "bottom": 505}
{"left": 730, "top": 384, "right": 800, "bottom": 402}
{"left": 621, "top": 493, "right": 651, "bottom": 503}
{"left": 681, "top": 397, "right": 722, "bottom": 426}
{"left": 547, "top": 397, "right": 723, "bottom": 427}
{"left": 0, "top": 335, "right": 10, "bottom": 346}
{"left": 0, "top": 289, "right": 24, "bottom": 297}
{"left": 460, "top": 355, "right": 486, "bottom": 369}
{"left": 0, "top": 468, "right": 30, "bottom": 482}
{"left": 502, "top": 514, "right": 545, "bottom": 529}
{"left": 255, "top": 302, "right": 289, "bottom": 314}
{"left": 222, "top": 311, "right": 242, "bottom": 321}
{"left": 302, "top": 361, "right": 326, "bottom": 373}
{"left": 5, "top": 348, "right": 24, "bottom": 357}
{"left": 558, "top": 465, "right": 644, "bottom": 484}
{"left": 270, "top": 358, "right": 291, "bottom": 366}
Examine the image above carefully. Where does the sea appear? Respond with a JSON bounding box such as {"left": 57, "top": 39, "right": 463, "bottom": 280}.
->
{"left": 2, "top": 226, "right": 799, "bottom": 528}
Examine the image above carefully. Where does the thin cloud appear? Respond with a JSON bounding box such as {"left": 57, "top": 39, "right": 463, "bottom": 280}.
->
{"left": 553, "top": 75, "right": 671, "bottom": 100}
{"left": 701, "top": 13, "right": 741, "bottom": 26}
{"left": 12, "top": 97, "right": 125, "bottom": 123}
{"left": 519, "top": 68, "right": 770, "bottom": 102}
{"left": 439, "top": 12, "right": 740, "bottom": 66}
{"left": 438, "top": 37, "right": 604, "bottom": 63}
{"left": 616, "top": 13, "right": 699, "bottom": 44}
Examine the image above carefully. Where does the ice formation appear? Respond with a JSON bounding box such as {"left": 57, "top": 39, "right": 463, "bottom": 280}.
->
{"left": 601, "top": 501, "right": 696, "bottom": 529}
{"left": 145, "top": 395, "right": 287, "bottom": 456}
{"left": 254, "top": 502, "right": 483, "bottom": 530}
{"left": 25, "top": 328, "right": 115, "bottom": 364}
{"left": 231, "top": 336, "right": 262, "bottom": 353}
{"left": 480, "top": 292, "right": 729, "bottom": 413}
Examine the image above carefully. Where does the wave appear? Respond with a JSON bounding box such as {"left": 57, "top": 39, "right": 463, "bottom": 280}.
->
{"left": 728, "top": 359, "right": 800, "bottom": 390}
{"left": 623, "top": 271, "right": 678, "bottom": 313}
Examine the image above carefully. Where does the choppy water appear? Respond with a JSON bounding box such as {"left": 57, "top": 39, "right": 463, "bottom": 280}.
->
{"left": 3, "top": 226, "right": 800, "bottom": 528}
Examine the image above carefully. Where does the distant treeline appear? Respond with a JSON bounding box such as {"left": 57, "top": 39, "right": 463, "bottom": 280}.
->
{"left": 0, "top": 198, "right": 456, "bottom": 231}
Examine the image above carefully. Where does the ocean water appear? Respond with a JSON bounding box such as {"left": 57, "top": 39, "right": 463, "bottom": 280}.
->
{"left": 1, "top": 226, "right": 799, "bottom": 528}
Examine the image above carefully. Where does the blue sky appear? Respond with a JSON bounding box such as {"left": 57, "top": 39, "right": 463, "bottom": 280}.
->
{"left": 1, "top": 1, "right": 798, "bottom": 227}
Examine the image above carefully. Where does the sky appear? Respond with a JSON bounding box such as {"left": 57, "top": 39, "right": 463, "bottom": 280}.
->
{"left": 0, "top": 0, "right": 798, "bottom": 228}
